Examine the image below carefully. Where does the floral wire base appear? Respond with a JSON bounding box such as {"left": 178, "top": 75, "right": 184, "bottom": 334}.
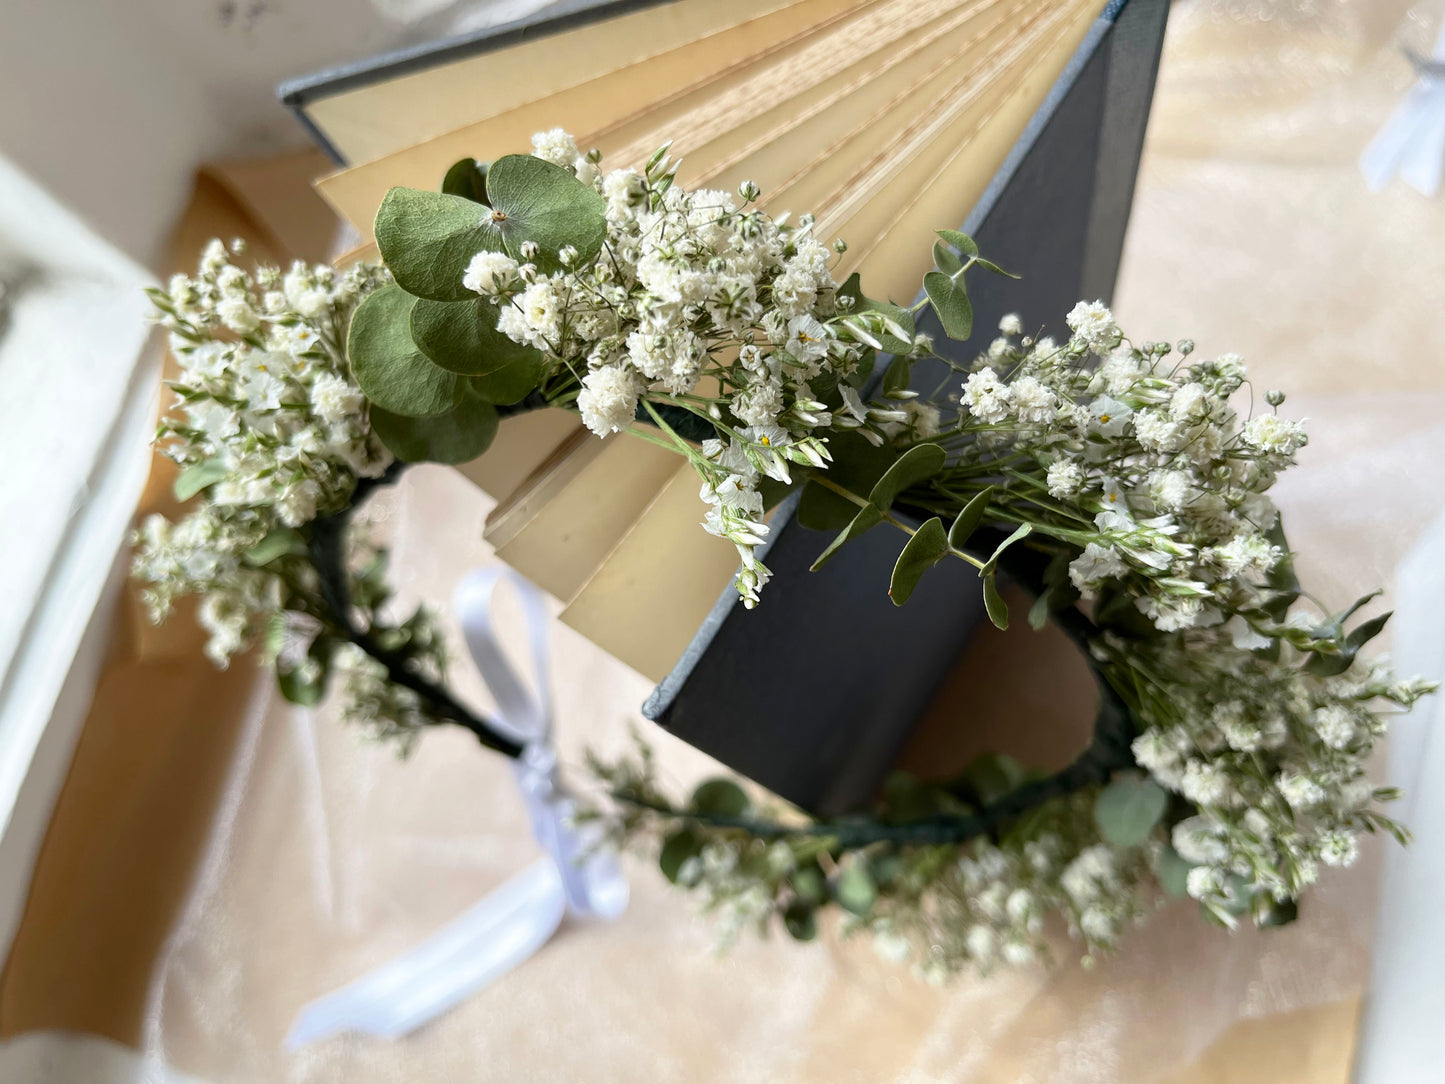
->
{"left": 132, "top": 130, "right": 1433, "bottom": 978}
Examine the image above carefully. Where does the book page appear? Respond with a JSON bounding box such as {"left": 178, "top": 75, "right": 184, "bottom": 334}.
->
{"left": 454, "top": 408, "right": 583, "bottom": 501}
{"left": 303, "top": 0, "right": 803, "bottom": 164}
{"left": 559, "top": 464, "right": 742, "bottom": 683}
{"left": 315, "top": 0, "right": 874, "bottom": 231}
{"left": 844, "top": 0, "right": 1102, "bottom": 301}
{"left": 486, "top": 430, "right": 685, "bottom": 602}
{"left": 752, "top": 0, "right": 1048, "bottom": 217}
{"left": 674, "top": 0, "right": 1027, "bottom": 199}
{"left": 602, "top": 0, "right": 982, "bottom": 176}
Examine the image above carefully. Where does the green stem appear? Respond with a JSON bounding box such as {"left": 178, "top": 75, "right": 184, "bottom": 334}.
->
{"left": 307, "top": 464, "right": 524, "bottom": 759}
{"left": 812, "top": 475, "right": 987, "bottom": 571}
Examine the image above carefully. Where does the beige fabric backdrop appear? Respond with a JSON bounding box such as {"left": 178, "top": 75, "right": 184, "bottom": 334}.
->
{"left": 7, "top": 1, "right": 1445, "bottom": 1080}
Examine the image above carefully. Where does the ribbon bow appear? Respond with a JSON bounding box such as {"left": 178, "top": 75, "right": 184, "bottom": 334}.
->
{"left": 285, "top": 568, "right": 627, "bottom": 1047}
{"left": 1360, "top": 22, "right": 1445, "bottom": 197}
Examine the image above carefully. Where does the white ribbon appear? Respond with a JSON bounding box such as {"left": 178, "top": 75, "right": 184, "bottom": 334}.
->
{"left": 285, "top": 567, "right": 627, "bottom": 1048}
{"left": 1360, "top": 22, "right": 1445, "bottom": 197}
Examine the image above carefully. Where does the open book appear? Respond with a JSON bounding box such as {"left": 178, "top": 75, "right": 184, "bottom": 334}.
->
{"left": 291, "top": 0, "right": 1111, "bottom": 681}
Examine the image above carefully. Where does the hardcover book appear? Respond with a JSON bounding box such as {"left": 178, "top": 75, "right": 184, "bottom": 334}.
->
{"left": 282, "top": 0, "right": 1169, "bottom": 812}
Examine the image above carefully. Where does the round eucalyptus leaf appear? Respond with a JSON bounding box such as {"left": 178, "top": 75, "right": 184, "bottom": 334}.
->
{"left": 659, "top": 828, "right": 702, "bottom": 885}
{"left": 276, "top": 642, "right": 332, "bottom": 707}
{"left": 960, "top": 753, "right": 1025, "bottom": 806}
{"left": 374, "top": 188, "right": 505, "bottom": 302}
{"left": 690, "top": 777, "right": 750, "bottom": 817}
{"left": 837, "top": 271, "right": 914, "bottom": 355}
{"left": 808, "top": 503, "right": 882, "bottom": 573}
{"left": 833, "top": 861, "right": 877, "bottom": 916}
{"left": 1093, "top": 772, "right": 1169, "bottom": 847}
{"left": 277, "top": 664, "right": 325, "bottom": 707}
{"left": 244, "top": 528, "right": 303, "bottom": 566}
{"left": 933, "top": 238, "right": 964, "bottom": 276}
{"left": 348, "top": 284, "right": 464, "bottom": 416}
{"left": 441, "top": 157, "right": 490, "bottom": 204}
{"left": 484, "top": 154, "right": 607, "bottom": 273}
{"left": 948, "top": 486, "right": 993, "bottom": 549}
{"left": 1156, "top": 846, "right": 1193, "bottom": 898}
{"left": 1253, "top": 894, "right": 1299, "bottom": 928}
{"left": 370, "top": 385, "right": 499, "bottom": 465}
{"left": 783, "top": 901, "right": 818, "bottom": 941}
{"left": 790, "top": 863, "right": 827, "bottom": 906}
{"left": 410, "top": 296, "right": 545, "bottom": 404}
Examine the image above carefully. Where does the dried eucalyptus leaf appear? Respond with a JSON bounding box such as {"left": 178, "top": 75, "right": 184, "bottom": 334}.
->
{"left": 933, "top": 238, "right": 963, "bottom": 275}
{"left": 690, "top": 778, "right": 750, "bottom": 817}
{"left": 374, "top": 188, "right": 505, "bottom": 302}
{"left": 783, "top": 901, "right": 818, "bottom": 941}
{"left": 376, "top": 155, "right": 605, "bottom": 301}
{"left": 440, "top": 157, "right": 490, "bottom": 204}
{"left": 936, "top": 229, "right": 979, "bottom": 257}
{"left": 348, "top": 284, "right": 463, "bottom": 416}
{"left": 796, "top": 480, "right": 856, "bottom": 532}
{"left": 948, "top": 486, "right": 993, "bottom": 549}
{"left": 1093, "top": 773, "right": 1169, "bottom": 847}
{"left": 923, "top": 269, "right": 973, "bottom": 340}
{"left": 982, "top": 571, "right": 1009, "bottom": 629}
{"left": 982, "top": 523, "right": 1033, "bottom": 575}
{"left": 173, "top": 458, "right": 229, "bottom": 502}
{"left": 370, "top": 383, "right": 499, "bottom": 464}
{"left": 889, "top": 517, "right": 948, "bottom": 606}
{"left": 659, "top": 828, "right": 702, "bottom": 885}
{"left": 1156, "top": 846, "right": 1193, "bottom": 898}
{"left": 833, "top": 860, "right": 877, "bottom": 916}
{"left": 244, "top": 528, "right": 303, "bottom": 566}
{"left": 868, "top": 442, "right": 946, "bottom": 509}
{"left": 410, "top": 295, "right": 545, "bottom": 403}
{"left": 810, "top": 503, "right": 883, "bottom": 571}
{"left": 484, "top": 153, "right": 607, "bottom": 273}
{"left": 836, "top": 271, "right": 914, "bottom": 354}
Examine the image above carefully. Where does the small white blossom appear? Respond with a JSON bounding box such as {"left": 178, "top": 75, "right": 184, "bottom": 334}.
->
{"left": 577, "top": 365, "right": 641, "bottom": 436}
{"left": 963, "top": 368, "right": 1011, "bottom": 424}
{"left": 1065, "top": 300, "right": 1118, "bottom": 348}
{"left": 1047, "top": 459, "right": 1084, "bottom": 498}
{"left": 462, "top": 250, "right": 520, "bottom": 297}
{"left": 1242, "top": 414, "right": 1306, "bottom": 457}
{"left": 1069, "top": 542, "right": 1126, "bottom": 595}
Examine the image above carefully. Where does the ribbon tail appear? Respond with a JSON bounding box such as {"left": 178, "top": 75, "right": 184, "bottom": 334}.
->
{"left": 284, "top": 859, "right": 566, "bottom": 1047}
{"left": 1360, "top": 82, "right": 1438, "bottom": 192}
{"left": 1398, "top": 84, "right": 1445, "bottom": 196}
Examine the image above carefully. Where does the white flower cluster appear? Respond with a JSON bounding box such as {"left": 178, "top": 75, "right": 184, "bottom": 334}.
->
{"left": 958, "top": 305, "right": 1304, "bottom": 634}
{"left": 870, "top": 827, "right": 1155, "bottom": 979}
{"left": 595, "top": 290, "right": 1433, "bottom": 978}
{"left": 463, "top": 131, "right": 894, "bottom": 605}
{"left": 1119, "top": 630, "right": 1427, "bottom": 922}
{"left": 133, "top": 242, "right": 390, "bottom": 664}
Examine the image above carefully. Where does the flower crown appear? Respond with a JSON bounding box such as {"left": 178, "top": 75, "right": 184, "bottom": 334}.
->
{"left": 135, "top": 130, "right": 1432, "bottom": 977}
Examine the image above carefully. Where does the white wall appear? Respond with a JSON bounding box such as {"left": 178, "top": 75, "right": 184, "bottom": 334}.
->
{"left": 0, "top": 0, "right": 537, "bottom": 269}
